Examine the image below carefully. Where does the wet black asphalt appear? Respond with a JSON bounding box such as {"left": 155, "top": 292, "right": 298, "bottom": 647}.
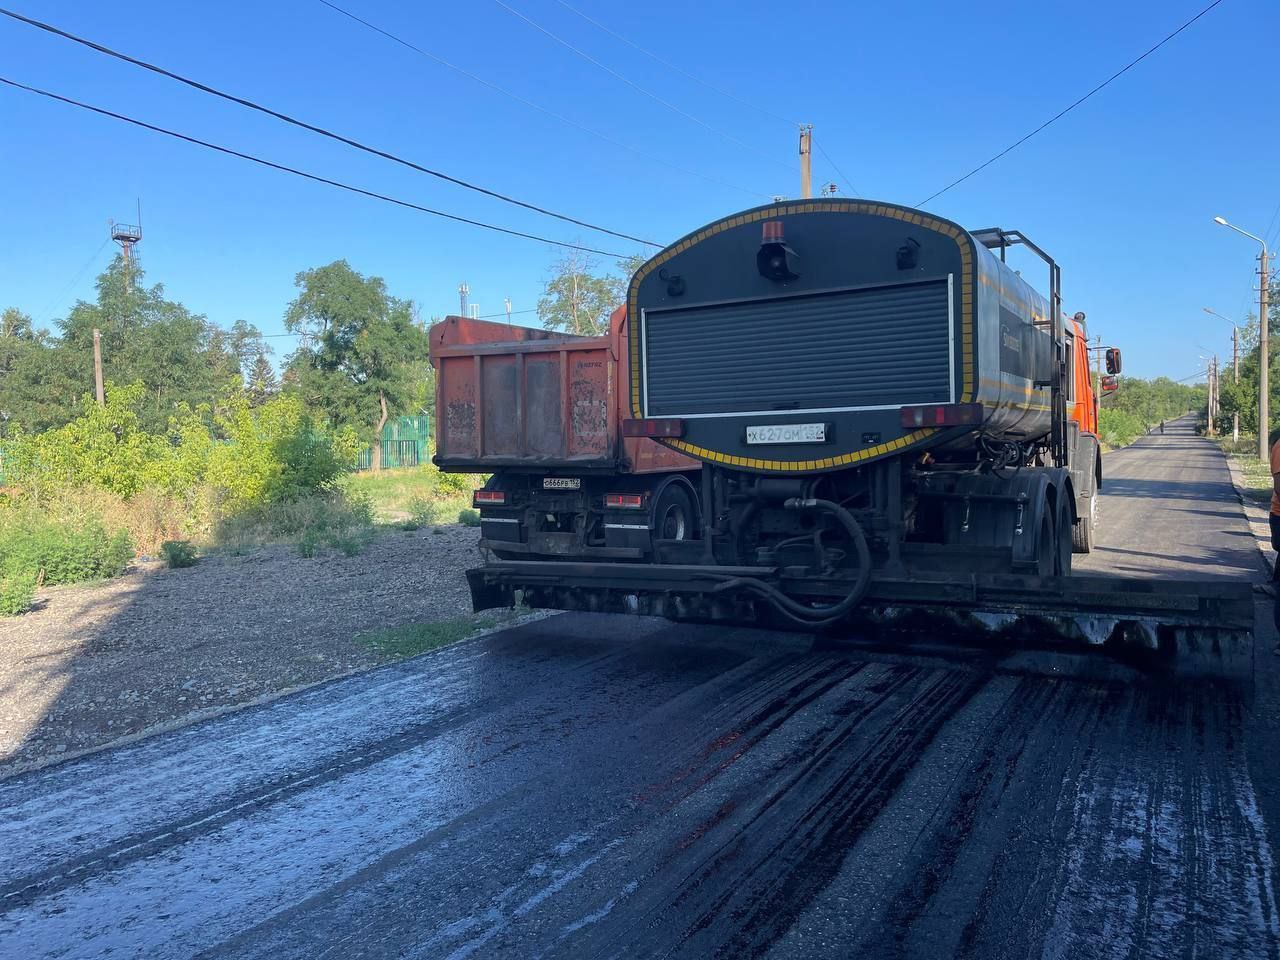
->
{"left": 1, "top": 417, "right": 1277, "bottom": 959}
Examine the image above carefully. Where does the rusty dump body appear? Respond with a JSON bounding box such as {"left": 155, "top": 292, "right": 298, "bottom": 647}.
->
{"left": 429, "top": 312, "right": 699, "bottom": 562}
{"left": 430, "top": 311, "right": 696, "bottom": 475}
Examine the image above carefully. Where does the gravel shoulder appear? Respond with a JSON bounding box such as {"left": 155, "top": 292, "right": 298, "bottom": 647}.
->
{"left": 0, "top": 526, "right": 484, "bottom": 775}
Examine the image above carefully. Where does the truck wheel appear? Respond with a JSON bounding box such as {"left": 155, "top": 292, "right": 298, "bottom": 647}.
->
{"left": 1071, "top": 493, "right": 1096, "bottom": 554}
{"left": 1035, "top": 509, "right": 1056, "bottom": 578}
{"left": 653, "top": 484, "right": 696, "bottom": 541}
{"left": 1055, "top": 497, "right": 1073, "bottom": 576}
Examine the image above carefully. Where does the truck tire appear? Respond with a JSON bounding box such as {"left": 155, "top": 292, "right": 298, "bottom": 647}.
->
{"left": 1055, "top": 497, "right": 1073, "bottom": 576}
{"left": 1035, "top": 509, "right": 1056, "bottom": 578}
{"left": 1072, "top": 493, "right": 1096, "bottom": 554}
{"left": 653, "top": 483, "right": 696, "bottom": 542}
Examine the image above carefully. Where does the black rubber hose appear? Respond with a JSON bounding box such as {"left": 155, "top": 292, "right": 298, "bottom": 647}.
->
{"left": 712, "top": 497, "right": 872, "bottom": 628}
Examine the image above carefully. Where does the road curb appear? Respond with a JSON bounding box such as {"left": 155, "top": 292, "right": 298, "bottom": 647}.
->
{"left": 1223, "top": 453, "right": 1274, "bottom": 578}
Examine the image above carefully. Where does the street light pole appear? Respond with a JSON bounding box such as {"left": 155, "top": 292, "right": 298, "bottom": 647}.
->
{"left": 1214, "top": 217, "right": 1271, "bottom": 459}
{"left": 1205, "top": 307, "right": 1241, "bottom": 441}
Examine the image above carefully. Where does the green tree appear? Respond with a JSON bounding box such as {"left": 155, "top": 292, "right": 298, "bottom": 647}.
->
{"left": 0, "top": 257, "right": 265, "bottom": 435}
{"left": 1, "top": 307, "right": 34, "bottom": 340}
{"left": 246, "top": 353, "right": 279, "bottom": 407}
{"left": 284, "top": 261, "right": 428, "bottom": 468}
{"left": 537, "top": 253, "right": 647, "bottom": 336}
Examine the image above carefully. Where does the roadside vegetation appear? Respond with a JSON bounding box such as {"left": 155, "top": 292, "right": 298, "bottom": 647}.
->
{"left": 0, "top": 256, "right": 486, "bottom": 617}
{"left": 1096, "top": 376, "right": 1206, "bottom": 448}
{"left": 1215, "top": 436, "right": 1272, "bottom": 508}
{"left": 355, "top": 608, "right": 527, "bottom": 659}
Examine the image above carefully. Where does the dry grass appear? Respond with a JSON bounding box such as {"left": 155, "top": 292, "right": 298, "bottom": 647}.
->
{"left": 341, "top": 466, "right": 479, "bottom": 523}
{"left": 40, "top": 487, "right": 204, "bottom": 557}
{"left": 1218, "top": 436, "right": 1273, "bottom": 507}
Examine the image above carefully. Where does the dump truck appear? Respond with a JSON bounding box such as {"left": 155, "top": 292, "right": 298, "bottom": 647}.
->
{"left": 433, "top": 199, "right": 1252, "bottom": 684}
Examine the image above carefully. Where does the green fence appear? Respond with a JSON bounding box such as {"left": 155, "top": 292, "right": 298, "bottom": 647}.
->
{"left": 356, "top": 415, "right": 431, "bottom": 471}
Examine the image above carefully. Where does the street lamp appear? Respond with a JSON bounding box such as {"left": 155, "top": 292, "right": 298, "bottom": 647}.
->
{"left": 1205, "top": 307, "right": 1240, "bottom": 440}
{"left": 1213, "top": 216, "right": 1271, "bottom": 459}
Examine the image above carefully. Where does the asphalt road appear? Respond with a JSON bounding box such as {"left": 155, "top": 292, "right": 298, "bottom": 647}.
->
{"left": 2, "top": 418, "right": 1277, "bottom": 960}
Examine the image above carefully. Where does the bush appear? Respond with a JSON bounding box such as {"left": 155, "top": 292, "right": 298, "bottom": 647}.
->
{"left": 0, "top": 570, "right": 37, "bottom": 617}
{"left": 0, "top": 510, "right": 132, "bottom": 609}
{"left": 161, "top": 540, "right": 198, "bottom": 568}
{"left": 458, "top": 508, "right": 481, "bottom": 527}
{"left": 435, "top": 471, "right": 476, "bottom": 495}
{"left": 1099, "top": 409, "right": 1146, "bottom": 448}
{"left": 408, "top": 496, "right": 444, "bottom": 527}
{"left": 4, "top": 385, "right": 358, "bottom": 521}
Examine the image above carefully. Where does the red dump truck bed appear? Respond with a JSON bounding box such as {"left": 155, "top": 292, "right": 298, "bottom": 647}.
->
{"left": 429, "top": 310, "right": 697, "bottom": 474}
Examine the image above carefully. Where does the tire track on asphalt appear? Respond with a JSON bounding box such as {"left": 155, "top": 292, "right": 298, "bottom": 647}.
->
{"left": 204, "top": 653, "right": 892, "bottom": 960}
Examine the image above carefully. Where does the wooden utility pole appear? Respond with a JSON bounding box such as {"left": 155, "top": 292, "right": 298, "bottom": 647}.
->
{"left": 92, "top": 328, "right": 105, "bottom": 406}
{"left": 799, "top": 124, "right": 813, "bottom": 199}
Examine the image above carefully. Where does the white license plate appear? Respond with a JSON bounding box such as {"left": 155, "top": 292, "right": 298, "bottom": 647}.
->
{"left": 745, "top": 422, "right": 827, "bottom": 445}
{"left": 543, "top": 477, "right": 582, "bottom": 490}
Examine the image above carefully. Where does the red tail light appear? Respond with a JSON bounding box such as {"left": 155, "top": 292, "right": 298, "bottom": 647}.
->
{"left": 474, "top": 490, "right": 507, "bottom": 506}
{"left": 622, "top": 418, "right": 685, "bottom": 438}
{"left": 899, "top": 403, "right": 984, "bottom": 428}
{"left": 605, "top": 493, "right": 645, "bottom": 509}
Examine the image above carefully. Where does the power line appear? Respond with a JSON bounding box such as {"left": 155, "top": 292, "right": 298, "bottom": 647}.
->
{"left": 813, "top": 138, "right": 861, "bottom": 198}
{"left": 491, "top": 0, "right": 795, "bottom": 174}
{"left": 0, "top": 76, "right": 630, "bottom": 258}
{"left": 0, "top": 6, "right": 659, "bottom": 248}
{"left": 917, "top": 0, "right": 1226, "bottom": 207}
{"left": 553, "top": 0, "right": 799, "bottom": 129}
{"left": 37, "top": 237, "right": 111, "bottom": 321}
{"left": 262, "top": 307, "right": 542, "bottom": 333}
{"left": 314, "top": 0, "right": 768, "bottom": 202}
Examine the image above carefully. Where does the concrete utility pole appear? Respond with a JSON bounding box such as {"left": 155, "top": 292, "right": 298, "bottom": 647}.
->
{"left": 799, "top": 124, "right": 813, "bottom": 199}
{"left": 1214, "top": 217, "right": 1270, "bottom": 458}
{"left": 1265, "top": 247, "right": 1272, "bottom": 452}
{"left": 1204, "top": 307, "right": 1241, "bottom": 441}
{"left": 92, "top": 328, "right": 105, "bottom": 407}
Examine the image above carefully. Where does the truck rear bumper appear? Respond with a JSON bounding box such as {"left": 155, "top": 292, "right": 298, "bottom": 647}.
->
{"left": 467, "top": 561, "right": 1254, "bottom": 688}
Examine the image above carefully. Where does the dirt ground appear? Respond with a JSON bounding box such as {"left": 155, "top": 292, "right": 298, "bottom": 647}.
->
{"left": 0, "top": 526, "right": 484, "bottom": 776}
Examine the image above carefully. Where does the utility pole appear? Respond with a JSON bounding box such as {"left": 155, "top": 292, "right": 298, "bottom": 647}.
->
{"left": 1263, "top": 247, "right": 1272, "bottom": 454}
{"left": 1232, "top": 325, "right": 1240, "bottom": 442}
{"left": 1212, "top": 216, "right": 1269, "bottom": 458}
{"left": 1211, "top": 356, "right": 1219, "bottom": 436}
{"left": 92, "top": 328, "right": 105, "bottom": 407}
{"left": 799, "top": 124, "right": 813, "bottom": 199}
{"left": 458, "top": 282, "right": 469, "bottom": 318}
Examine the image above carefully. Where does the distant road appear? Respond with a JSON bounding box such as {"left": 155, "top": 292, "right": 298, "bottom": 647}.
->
{"left": 1077, "top": 413, "right": 1261, "bottom": 580}
{"left": 0, "top": 415, "right": 1275, "bottom": 959}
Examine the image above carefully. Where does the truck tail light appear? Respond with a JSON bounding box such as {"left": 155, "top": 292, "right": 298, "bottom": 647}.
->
{"left": 899, "top": 403, "right": 984, "bottom": 428}
{"left": 605, "top": 493, "right": 645, "bottom": 509}
{"left": 622, "top": 418, "right": 685, "bottom": 438}
{"left": 474, "top": 490, "right": 507, "bottom": 506}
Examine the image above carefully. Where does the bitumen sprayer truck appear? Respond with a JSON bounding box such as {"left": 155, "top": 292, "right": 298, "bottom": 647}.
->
{"left": 431, "top": 199, "right": 1253, "bottom": 684}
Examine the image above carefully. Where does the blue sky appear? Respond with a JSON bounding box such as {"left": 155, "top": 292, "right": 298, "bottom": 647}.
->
{"left": 0, "top": 0, "right": 1274, "bottom": 379}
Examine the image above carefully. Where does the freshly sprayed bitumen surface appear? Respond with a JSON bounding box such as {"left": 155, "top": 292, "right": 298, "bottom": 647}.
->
{"left": 3, "top": 417, "right": 1278, "bottom": 959}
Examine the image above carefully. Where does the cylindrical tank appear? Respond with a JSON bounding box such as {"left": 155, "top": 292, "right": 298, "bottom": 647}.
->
{"left": 627, "top": 199, "right": 1054, "bottom": 474}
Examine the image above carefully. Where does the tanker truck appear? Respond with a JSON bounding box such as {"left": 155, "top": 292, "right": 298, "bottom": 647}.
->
{"left": 432, "top": 199, "right": 1251, "bottom": 683}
